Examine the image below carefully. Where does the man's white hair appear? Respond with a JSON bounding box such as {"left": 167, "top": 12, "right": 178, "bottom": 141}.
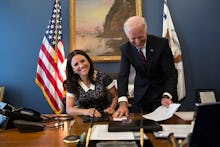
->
{"left": 123, "top": 16, "right": 147, "bottom": 35}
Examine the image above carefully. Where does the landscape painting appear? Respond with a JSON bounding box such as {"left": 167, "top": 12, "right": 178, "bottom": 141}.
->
{"left": 70, "top": 0, "right": 142, "bottom": 62}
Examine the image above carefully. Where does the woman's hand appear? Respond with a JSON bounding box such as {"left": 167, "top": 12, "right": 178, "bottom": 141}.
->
{"left": 104, "top": 107, "right": 115, "bottom": 114}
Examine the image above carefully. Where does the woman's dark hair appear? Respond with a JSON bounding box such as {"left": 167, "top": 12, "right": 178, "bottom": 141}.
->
{"left": 65, "top": 49, "right": 95, "bottom": 96}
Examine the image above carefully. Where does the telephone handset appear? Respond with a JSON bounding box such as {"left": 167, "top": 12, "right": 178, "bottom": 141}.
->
{"left": 13, "top": 107, "right": 42, "bottom": 122}
{"left": 1, "top": 106, "right": 42, "bottom": 122}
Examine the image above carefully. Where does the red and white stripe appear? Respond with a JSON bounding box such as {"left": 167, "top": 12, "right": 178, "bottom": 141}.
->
{"left": 36, "top": 37, "right": 66, "bottom": 113}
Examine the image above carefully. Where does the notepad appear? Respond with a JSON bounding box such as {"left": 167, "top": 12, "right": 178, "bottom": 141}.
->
{"left": 90, "top": 124, "right": 148, "bottom": 140}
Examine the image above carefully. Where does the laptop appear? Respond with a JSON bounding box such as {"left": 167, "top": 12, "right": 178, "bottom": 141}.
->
{"left": 189, "top": 102, "right": 220, "bottom": 147}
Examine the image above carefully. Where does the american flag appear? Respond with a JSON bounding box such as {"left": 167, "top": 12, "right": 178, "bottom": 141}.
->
{"left": 162, "top": 0, "right": 186, "bottom": 101}
{"left": 35, "top": 0, "right": 66, "bottom": 113}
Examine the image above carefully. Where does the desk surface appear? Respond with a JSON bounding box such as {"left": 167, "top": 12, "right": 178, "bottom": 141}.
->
{"left": 0, "top": 113, "right": 190, "bottom": 147}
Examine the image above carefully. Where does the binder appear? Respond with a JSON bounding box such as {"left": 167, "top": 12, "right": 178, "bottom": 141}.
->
{"left": 108, "top": 119, "right": 162, "bottom": 132}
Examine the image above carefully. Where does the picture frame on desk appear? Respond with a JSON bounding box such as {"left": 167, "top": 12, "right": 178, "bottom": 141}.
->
{"left": 70, "top": 0, "right": 142, "bottom": 62}
{"left": 0, "top": 86, "right": 5, "bottom": 102}
{"left": 196, "top": 89, "right": 216, "bottom": 103}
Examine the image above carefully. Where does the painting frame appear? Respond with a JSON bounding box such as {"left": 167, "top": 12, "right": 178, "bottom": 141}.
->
{"left": 196, "top": 89, "right": 216, "bottom": 104}
{"left": 70, "top": 0, "right": 142, "bottom": 62}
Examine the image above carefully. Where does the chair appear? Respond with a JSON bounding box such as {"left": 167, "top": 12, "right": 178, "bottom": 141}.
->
{"left": 107, "top": 72, "right": 134, "bottom": 107}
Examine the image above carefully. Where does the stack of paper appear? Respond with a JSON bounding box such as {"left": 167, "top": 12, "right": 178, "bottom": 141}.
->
{"left": 154, "top": 124, "right": 193, "bottom": 138}
{"left": 174, "top": 111, "right": 194, "bottom": 121}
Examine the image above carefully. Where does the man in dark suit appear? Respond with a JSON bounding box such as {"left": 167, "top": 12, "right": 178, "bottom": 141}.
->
{"left": 113, "top": 16, "right": 177, "bottom": 117}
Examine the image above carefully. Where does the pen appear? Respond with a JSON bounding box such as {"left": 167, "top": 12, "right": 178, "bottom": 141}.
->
{"left": 68, "top": 120, "right": 75, "bottom": 132}
{"left": 85, "top": 108, "right": 95, "bottom": 147}
{"left": 140, "top": 108, "right": 144, "bottom": 147}
{"left": 140, "top": 127, "right": 144, "bottom": 147}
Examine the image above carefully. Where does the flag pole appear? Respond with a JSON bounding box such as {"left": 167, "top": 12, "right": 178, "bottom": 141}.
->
{"left": 136, "top": 0, "right": 142, "bottom": 16}
{"left": 54, "top": 0, "right": 62, "bottom": 113}
{"left": 54, "top": 0, "right": 59, "bottom": 63}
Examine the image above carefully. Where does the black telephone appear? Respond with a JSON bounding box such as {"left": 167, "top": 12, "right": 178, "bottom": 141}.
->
{"left": 0, "top": 102, "right": 42, "bottom": 129}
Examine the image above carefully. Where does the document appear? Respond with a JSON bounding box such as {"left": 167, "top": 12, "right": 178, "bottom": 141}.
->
{"left": 90, "top": 124, "right": 148, "bottom": 140}
{"left": 143, "top": 103, "right": 180, "bottom": 121}
{"left": 174, "top": 111, "right": 194, "bottom": 121}
{"left": 154, "top": 124, "right": 193, "bottom": 138}
{"left": 112, "top": 116, "right": 127, "bottom": 121}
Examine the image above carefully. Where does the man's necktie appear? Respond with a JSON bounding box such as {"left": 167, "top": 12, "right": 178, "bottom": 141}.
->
{"left": 138, "top": 49, "right": 146, "bottom": 64}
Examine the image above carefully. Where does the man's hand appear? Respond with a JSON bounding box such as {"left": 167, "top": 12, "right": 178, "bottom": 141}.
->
{"left": 161, "top": 97, "right": 173, "bottom": 107}
{"left": 112, "top": 102, "right": 129, "bottom": 118}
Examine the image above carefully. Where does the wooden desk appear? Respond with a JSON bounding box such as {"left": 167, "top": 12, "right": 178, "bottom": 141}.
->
{"left": 0, "top": 114, "right": 190, "bottom": 147}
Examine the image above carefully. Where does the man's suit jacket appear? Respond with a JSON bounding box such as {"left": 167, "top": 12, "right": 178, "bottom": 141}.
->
{"left": 118, "top": 35, "right": 178, "bottom": 111}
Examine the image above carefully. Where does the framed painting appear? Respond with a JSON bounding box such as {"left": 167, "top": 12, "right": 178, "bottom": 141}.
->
{"left": 70, "top": 0, "right": 142, "bottom": 62}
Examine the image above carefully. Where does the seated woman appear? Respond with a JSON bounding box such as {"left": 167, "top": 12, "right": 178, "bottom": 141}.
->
{"left": 65, "top": 50, "right": 118, "bottom": 118}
